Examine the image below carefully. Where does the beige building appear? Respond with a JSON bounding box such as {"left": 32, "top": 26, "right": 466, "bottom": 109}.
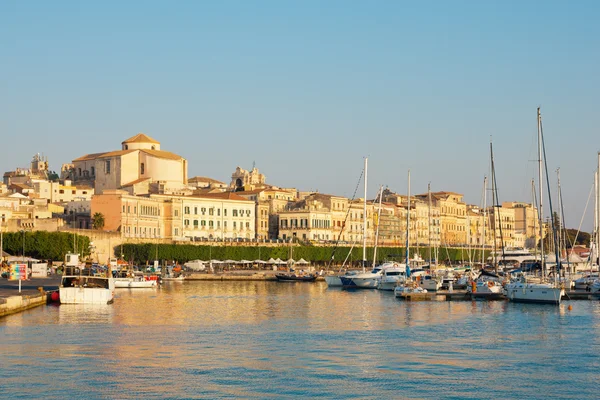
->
{"left": 415, "top": 191, "right": 467, "bottom": 246}
{"left": 230, "top": 166, "right": 266, "bottom": 191}
{"left": 237, "top": 187, "right": 297, "bottom": 239}
{"left": 488, "top": 206, "right": 516, "bottom": 249}
{"left": 91, "top": 190, "right": 255, "bottom": 241}
{"left": 32, "top": 180, "right": 93, "bottom": 203}
{"left": 69, "top": 133, "right": 188, "bottom": 195}
{"left": 502, "top": 202, "right": 539, "bottom": 249}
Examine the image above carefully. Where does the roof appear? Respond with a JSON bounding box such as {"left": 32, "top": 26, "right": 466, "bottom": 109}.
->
{"left": 188, "top": 176, "right": 225, "bottom": 184}
{"left": 73, "top": 149, "right": 182, "bottom": 162}
{"left": 122, "top": 133, "right": 160, "bottom": 144}
{"left": 121, "top": 177, "right": 151, "bottom": 187}
{"left": 194, "top": 192, "right": 251, "bottom": 201}
{"left": 140, "top": 149, "right": 183, "bottom": 161}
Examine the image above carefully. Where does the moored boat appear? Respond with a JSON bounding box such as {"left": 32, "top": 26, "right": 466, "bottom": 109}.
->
{"left": 59, "top": 275, "right": 115, "bottom": 304}
{"left": 275, "top": 272, "right": 317, "bottom": 282}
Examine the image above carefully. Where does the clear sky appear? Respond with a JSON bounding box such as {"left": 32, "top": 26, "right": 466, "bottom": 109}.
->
{"left": 1, "top": 1, "right": 599, "bottom": 230}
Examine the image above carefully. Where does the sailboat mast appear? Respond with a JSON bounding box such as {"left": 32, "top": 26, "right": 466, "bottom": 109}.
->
{"left": 406, "top": 170, "right": 411, "bottom": 266}
{"left": 428, "top": 182, "right": 432, "bottom": 266}
{"left": 372, "top": 186, "right": 383, "bottom": 269}
{"left": 537, "top": 108, "right": 545, "bottom": 276}
{"left": 362, "top": 157, "right": 368, "bottom": 272}
{"left": 594, "top": 152, "right": 600, "bottom": 265}
{"left": 482, "top": 176, "right": 487, "bottom": 267}
{"left": 532, "top": 180, "right": 538, "bottom": 261}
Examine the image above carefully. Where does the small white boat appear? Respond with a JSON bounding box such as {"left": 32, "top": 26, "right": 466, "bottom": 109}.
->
{"left": 114, "top": 277, "right": 158, "bottom": 288}
{"left": 394, "top": 284, "right": 428, "bottom": 298}
{"left": 377, "top": 266, "right": 407, "bottom": 291}
{"left": 59, "top": 275, "right": 115, "bottom": 305}
{"left": 162, "top": 275, "right": 185, "bottom": 282}
{"left": 418, "top": 275, "right": 441, "bottom": 291}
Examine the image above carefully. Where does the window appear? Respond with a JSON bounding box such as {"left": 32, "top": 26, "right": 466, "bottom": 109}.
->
{"left": 193, "top": 220, "right": 198, "bottom": 227}
{"left": 217, "top": 209, "right": 221, "bottom": 216}
{"left": 175, "top": 228, "right": 179, "bottom": 236}
{"left": 72, "top": 190, "right": 76, "bottom": 194}
{"left": 140, "top": 163, "right": 145, "bottom": 175}
{"left": 233, "top": 210, "right": 238, "bottom": 217}
{"left": 246, "top": 210, "right": 251, "bottom": 216}
{"left": 82, "top": 191, "right": 87, "bottom": 195}
{"left": 201, "top": 207, "right": 206, "bottom": 215}
{"left": 194, "top": 207, "right": 198, "bottom": 215}
{"left": 127, "top": 206, "right": 131, "bottom": 213}
{"left": 105, "top": 160, "right": 111, "bottom": 174}
{"left": 122, "top": 206, "right": 125, "bottom": 213}
{"left": 217, "top": 221, "right": 221, "bottom": 228}
{"left": 124, "top": 145, "right": 128, "bottom": 150}
{"left": 233, "top": 222, "right": 237, "bottom": 229}
{"left": 134, "top": 207, "right": 136, "bottom": 214}
{"left": 246, "top": 222, "right": 249, "bottom": 228}
{"left": 175, "top": 210, "right": 179, "bottom": 217}
{"left": 184, "top": 219, "right": 190, "bottom": 226}
{"left": 184, "top": 207, "right": 190, "bottom": 214}
{"left": 209, "top": 220, "right": 214, "bottom": 227}
{"left": 201, "top": 220, "right": 206, "bottom": 226}
{"left": 59, "top": 189, "right": 64, "bottom": 194}
{"left": 209, "top": 208, "right": 214, "bottom": 216}
{"left": 78, "top": 168, "right": 82, "bottom": 176}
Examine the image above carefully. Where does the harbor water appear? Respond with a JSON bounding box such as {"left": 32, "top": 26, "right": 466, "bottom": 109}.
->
{"left": 1, "top": 281, "right": 599, "bottom": 399}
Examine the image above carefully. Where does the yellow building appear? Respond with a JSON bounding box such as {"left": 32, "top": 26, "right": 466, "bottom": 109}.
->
{"left": 91, "top": 190, "right": 255, "bottom": 240}
{"left": 419, "top": 191, "right": 467, "bottom": 246}
{"left": 502, "top": 202, "right": 539, "bottom": 249}
{"left": 70, "top": 133, "right": 188, "bottom": 195}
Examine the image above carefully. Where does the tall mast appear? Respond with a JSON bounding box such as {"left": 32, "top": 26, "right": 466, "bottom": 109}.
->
{"left": 597, "top": 153, "right": 600, "bottom": 266}
{"left": 362, "top": 157, "right": 368, "bottom": 273}
{"left": 372, "top": 186, "right": 383, "bottom": 269}
{"left": 532, "top": 180, "right": 537, "bottom": 261}
{"left": 490, "top": 141, "right": 498, "bottom": 273}
{"left": 406, "top": 170, "right": 411, "bottom": 266}
{"left": 537, "top": 107, "right": 545, "bottom": 276}
{"left": 481, "top": 176, "right": 487, "bottom": 267}
{"left": 428, "top": 182, "right": 432, "bottom": 266}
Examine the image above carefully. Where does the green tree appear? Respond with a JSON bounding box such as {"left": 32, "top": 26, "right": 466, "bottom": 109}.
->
{"left": 92, "top": 212, "right": 105, "bottom": 230}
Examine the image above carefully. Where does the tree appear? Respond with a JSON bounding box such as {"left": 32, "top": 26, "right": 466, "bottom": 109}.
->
{"left": 92, "top": 212, "right": 105, "bottom": 230}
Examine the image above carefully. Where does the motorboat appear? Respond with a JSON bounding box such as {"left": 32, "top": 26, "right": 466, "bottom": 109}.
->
{"left": 573, "top": 274, "right": 600, "bottom": 291}
{"left": 394, "top": 283, "right": 428, "bottom": 298}
{"left": 114, "top": 276, "right": 158, "bottom": 288}
{"left": 418, "top": 275, "right": 441, "bottom": 291}
{"left": 377, "top": 265, "right": 407, "bottom": 291}
{"left": 343, "top": 262, "right": 399, "bottom": 289}
{"left": 59, "top": 274, "right": 115, "bottom": 304}
{"left": 275, "top": 272, "right": 317, "bottom": 282}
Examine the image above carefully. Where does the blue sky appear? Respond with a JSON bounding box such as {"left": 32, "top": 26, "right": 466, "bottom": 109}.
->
{"left": 1, "top": 1, "right": 599, "bottom": 230}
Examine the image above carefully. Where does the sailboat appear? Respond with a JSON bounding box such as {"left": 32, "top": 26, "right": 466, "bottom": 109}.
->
{"left": 326, "top": 157, "right": 368, "bottom": 287}
{"left": 395, "top": 171, "right": 427, "bottom": 297}
{"left": 505, "top": 108, "right": 565, "bottom": 305}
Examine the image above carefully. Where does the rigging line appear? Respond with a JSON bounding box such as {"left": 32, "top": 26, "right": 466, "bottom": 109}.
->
{"left": 540, "top": 115, "right": 561, "bottom": 275}
{"left": 327, "top": 162, "right": 365, "bottom": 271}
{"left": 570, "top": 181, "right": 594, "bottom": 261}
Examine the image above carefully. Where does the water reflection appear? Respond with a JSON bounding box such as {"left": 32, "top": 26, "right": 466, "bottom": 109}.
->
{"left": 1, "top": 281, "right": 600, "bottom": 399}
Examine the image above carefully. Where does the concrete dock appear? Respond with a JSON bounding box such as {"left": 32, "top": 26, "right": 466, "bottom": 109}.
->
{"left": 0, "top": 277, "right": 60, "bottom": 318}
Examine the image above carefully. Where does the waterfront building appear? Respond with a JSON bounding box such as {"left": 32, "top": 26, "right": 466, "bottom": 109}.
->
{"left": 91, "top": 190, "right": 255, "bottom": 240}
{"left": 68, "top": 133, "right": 188, "bottom": 195}
{"left": 415, "top": 191, "right": 467, "bottom": 246}
{"left": 488, "top": 205, "right": 516, "bottom": 249}
{"left": 502, "top": 202, "right": 540, "bottom": 248}
{"left": 236, "top": 187, "right": 297, "bottom": 239}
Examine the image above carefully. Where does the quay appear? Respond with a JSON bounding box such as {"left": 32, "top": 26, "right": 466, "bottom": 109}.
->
{"left": 0, "top": 277, "right": 60, "bottom": 318}
{"left": 395, "top": 290, "right": 600, "bottom": 302}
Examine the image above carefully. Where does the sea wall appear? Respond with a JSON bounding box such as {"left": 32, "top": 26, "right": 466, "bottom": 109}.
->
{"left": 0, "top": 292, "right": 48, "bottom": 318}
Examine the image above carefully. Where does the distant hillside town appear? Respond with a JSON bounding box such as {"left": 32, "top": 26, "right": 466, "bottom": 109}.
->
{"left": 1, "top": 133, "right": 553, "bottom": 250}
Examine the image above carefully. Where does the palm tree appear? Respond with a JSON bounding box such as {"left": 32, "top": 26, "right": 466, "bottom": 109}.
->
{"left": 92, "top": 212, "right": 105, "bottom": 230}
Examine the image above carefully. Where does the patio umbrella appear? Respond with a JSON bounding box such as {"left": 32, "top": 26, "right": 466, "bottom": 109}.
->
{"left": 254, "top": 259, "right": 267, "bottom": 264}
{"left": 267, "top": 258, "right": 277, "bottom": 264}
{"left": 296, "top": 258, "right": 309, "bottom": 264}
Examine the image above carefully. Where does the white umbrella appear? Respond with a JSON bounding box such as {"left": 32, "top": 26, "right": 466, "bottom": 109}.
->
{"left": 238, "top": 259, "right": 252, "bottom": 264}
{"left": 296, "top": 258, "right": 309, "bottom": 264}
{"left": 223, "top": 259, "right": 237, "bottom": 264}
{"left": 210, "top": 259, "right": 223, "bottom": 264}
{"left": 287, "top": 258, "right": 296, "bottom": 264}
{"left": 254, "top": 259, "right": 267, "bottom": 264}
{"left": 274, "top": 258, "right": 285, "bottom": 265}
{"left": 267, "top": 258, "right": 277, "bottom": 264}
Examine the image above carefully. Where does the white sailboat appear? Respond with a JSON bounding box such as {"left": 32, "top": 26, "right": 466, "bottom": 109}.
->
{"left": 395, "top": 171, "right": 424, "bottom": 297}
{"left": 505, "top": 108, "right": 565, "bottom": 305}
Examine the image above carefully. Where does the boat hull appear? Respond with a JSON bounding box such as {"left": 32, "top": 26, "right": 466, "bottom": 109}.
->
{"left": 59, "top": 287, "right": 114, "bottom": 304}
{"left": 505, "top": 283, "right": 564, "bottom": 305}
{"left": 325, "top": 276, "right": 343, "bottom": 287}
{"left": 275, "top": 273, "right": 317, "bottom": 282}
{"left": 114, "top": 279, "right": 157, "bottom": 288}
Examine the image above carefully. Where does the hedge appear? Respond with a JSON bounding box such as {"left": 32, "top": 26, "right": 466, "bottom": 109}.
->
{"left": 2, "top": 231, "right": 91, "bottom": 262}
{"left": 120, "top": 243, "right": 491, "bottom": 266}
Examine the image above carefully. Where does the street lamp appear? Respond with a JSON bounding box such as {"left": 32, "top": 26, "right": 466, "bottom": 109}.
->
{"left": 21, "top": 230, "right": 25, "bottom": 263}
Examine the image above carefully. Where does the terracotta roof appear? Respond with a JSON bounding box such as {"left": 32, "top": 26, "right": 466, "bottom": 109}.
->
{"left": 122, "top": 133, "right": 160, "bottom": 144}
{"left": 121, "top": 178, "right": 151, "bottom": 187}
{"left": 188, "top": 176, "right": 224, "bottom": 184}
{"left": 194, "top": 192, "right": 252, "bottom": 201}
{"left": 140, "top": 149, "right": 183, "bottom": 161}
{"left": 73, "top": 150, "right": 136, "bottom": 162}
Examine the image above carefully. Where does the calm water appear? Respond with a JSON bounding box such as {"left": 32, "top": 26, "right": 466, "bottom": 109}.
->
{"left": 1, "top": 281, "right": 599, "bottom": 399}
